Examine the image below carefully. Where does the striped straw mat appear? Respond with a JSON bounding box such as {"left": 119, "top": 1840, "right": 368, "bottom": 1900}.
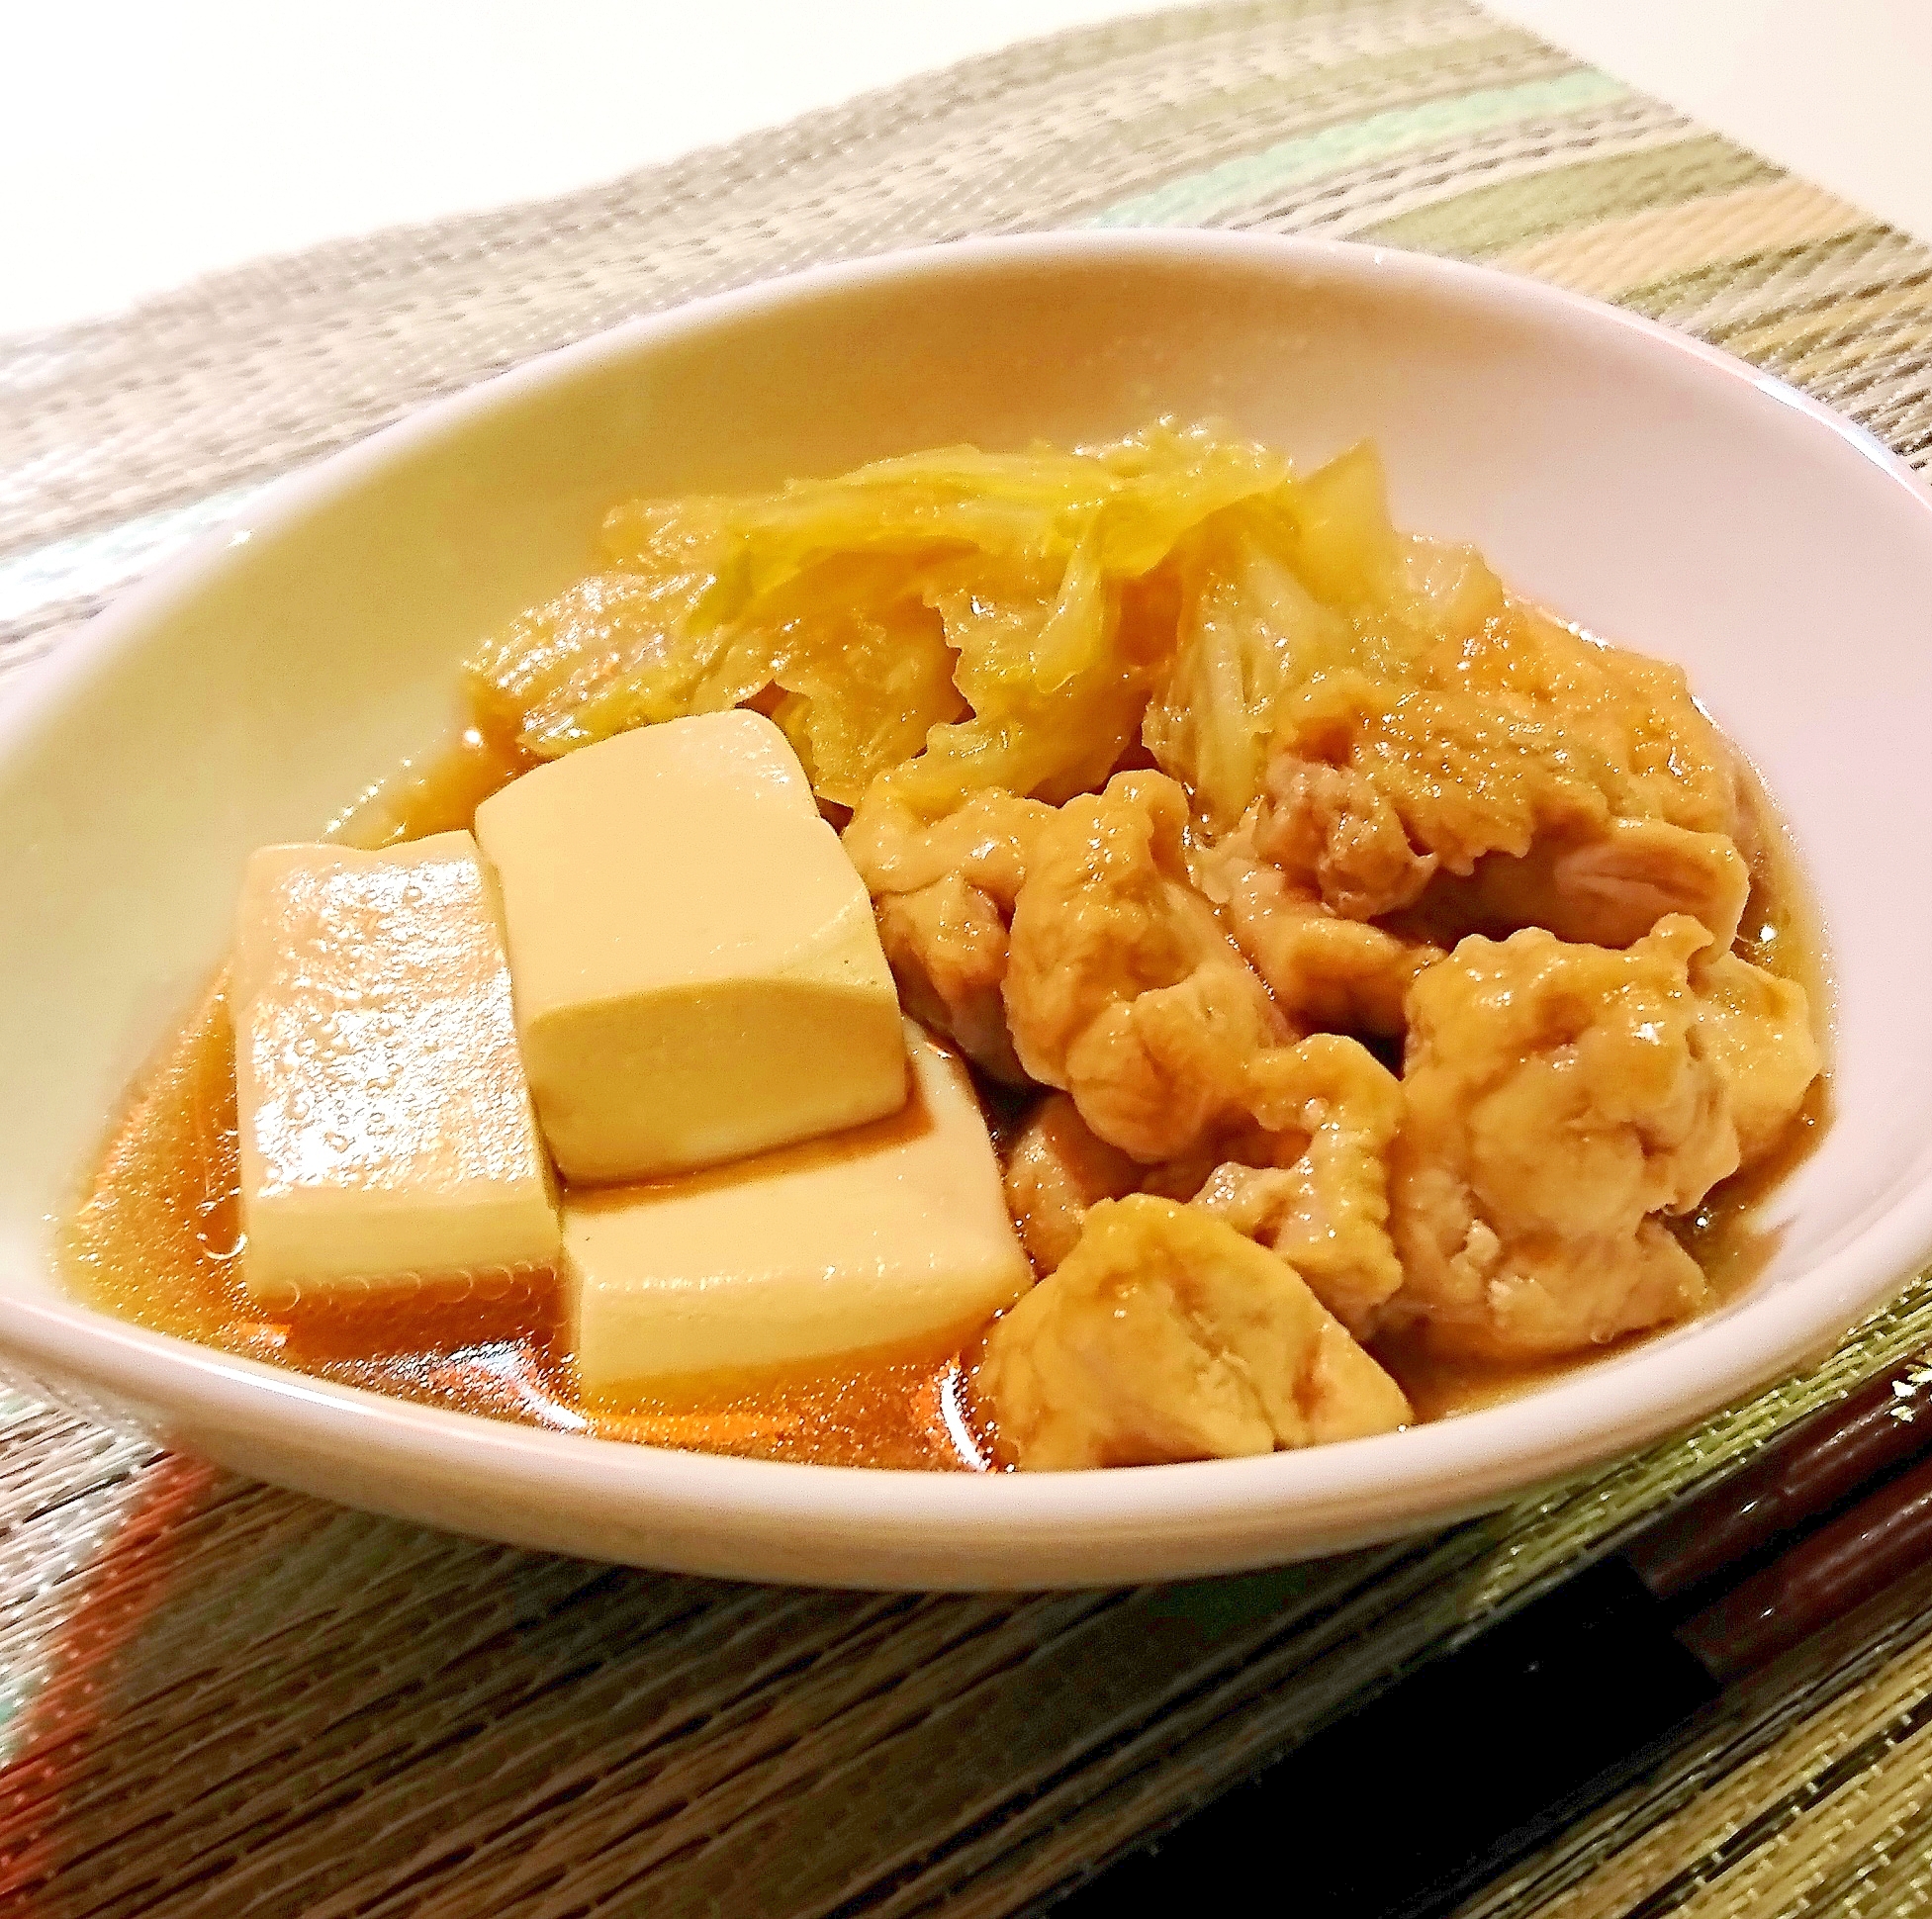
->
{"left": 4, "top": 5, "right": 1932, "bottom": 1915}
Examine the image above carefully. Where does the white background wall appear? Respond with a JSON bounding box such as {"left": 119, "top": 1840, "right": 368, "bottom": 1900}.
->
{"left": 5, "top": 1, "right": 1929, "bottom": 337}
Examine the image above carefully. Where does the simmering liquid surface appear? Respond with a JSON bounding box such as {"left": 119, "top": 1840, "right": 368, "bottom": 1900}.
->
{"left": 62, "top": 726, "right": 1827, "bottom": 1468}
{"left": 64, "top": 979, "right": 976, "bottom": 1468}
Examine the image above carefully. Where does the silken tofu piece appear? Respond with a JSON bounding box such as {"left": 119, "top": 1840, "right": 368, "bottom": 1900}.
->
{"left": 565, "top": 1024, "right": 1032, "bottom": 1399}
{"left": 230, "top": 831, "right": 560, "bottom": 1303}
{"left": 474, "top": 710, "right": 907, "bottom": 1184}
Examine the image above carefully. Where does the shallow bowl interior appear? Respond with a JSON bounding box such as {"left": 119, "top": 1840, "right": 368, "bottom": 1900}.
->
{"left": 5, "top": 230, "right": 1932, "bottom": 1588}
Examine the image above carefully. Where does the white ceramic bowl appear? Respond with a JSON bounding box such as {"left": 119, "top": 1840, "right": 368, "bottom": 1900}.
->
{"left": 6, "top": 230, "right": 1932, "bottom": 1590}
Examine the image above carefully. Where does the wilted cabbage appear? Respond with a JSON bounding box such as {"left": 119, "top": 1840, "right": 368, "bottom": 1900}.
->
{"left": 464, "top": 423, "right": 1558, "bottom": 827}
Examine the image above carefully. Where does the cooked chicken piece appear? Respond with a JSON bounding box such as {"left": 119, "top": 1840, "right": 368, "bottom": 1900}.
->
{"left": 1253, "top": 755, "right": 1438, "bottom": 919}
{"left": 1343, "top": 612, "right": 1738, "bottom": 854}
{"left": 1197, "top": 826, "right": 1439, "bottom": 1037}
{"left": 1002, "top": 772, "right": 1291, "bottom": 1159}
{"left": 1194, "top": 1034, "right": 1406, "bottom": 1337}
{"left": 976, "top": 1194, "right": 1411, "bottom": 1469}
{"left": 1387, "top": 915, "right": 1816, "bottom": 1361}
{"left": 844, "top": 785, "right": 1050, "bottom": 899}
{"left": 1003, "top": 1093, "right": 1141, "bottom": 1273}
{"left": 1262, "top": 600, "right": 1746, "bottom": 944}
{"left": 844, "top": 787, "right": 1057, "bottom": 1084}
{"left": 1415, "top": 815, "right": 1751, "bottom": 951}
{"left": 998, "top": 1089, "right": 1247, "bottom": 1269}
{"left": 874, "top": 877, "right": 1023, "bottom": 1082}
{"left": 1692, "top": 944, "right": 1822, "bottom": 1164}
{"left": 1004, "top": 1031, "right": 1404, "bottom": 1340}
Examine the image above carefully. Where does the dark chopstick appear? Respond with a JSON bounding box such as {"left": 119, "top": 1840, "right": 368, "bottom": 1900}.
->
{"left": 1627, "top": 1352, "right": 1932, "bottom": 1601}
{"left": 1043, "top": 1351, "right": 1932, "bottom": 1919}
{"left": 1678, "top": 1445, "right": 1932, "bottom": 1682}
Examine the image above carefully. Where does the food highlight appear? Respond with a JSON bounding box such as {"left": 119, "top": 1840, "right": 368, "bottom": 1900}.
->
{"left": 67, "top": 423, "right": 1823, "bottom": 1471}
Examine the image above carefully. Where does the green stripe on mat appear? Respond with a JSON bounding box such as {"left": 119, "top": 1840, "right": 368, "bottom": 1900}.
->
{"left": 1091, "top": 65, "right": 1627, "bottom": 228}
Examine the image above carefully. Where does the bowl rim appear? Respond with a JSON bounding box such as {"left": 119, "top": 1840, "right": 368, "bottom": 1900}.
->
{"left": 9, "top": 225, "right": 1932, "bottom": 1582}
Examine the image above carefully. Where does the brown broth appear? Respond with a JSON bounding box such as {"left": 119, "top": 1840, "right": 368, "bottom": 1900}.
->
{"left": 64, "top": 971, "right": 977, "bottom": 1470}
{"left": 1666, "top": 778, "right": 1834, "bottom": 1298}
{"left": 63, "top": 725, "right": 1830, "bottom": 1464}
{"left": 62, "top": 724, "right": 978, "bottom": 1471}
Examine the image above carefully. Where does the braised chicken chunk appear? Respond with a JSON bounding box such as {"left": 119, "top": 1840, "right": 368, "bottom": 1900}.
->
{"left": 1197, "top": 823, "right": 1439, "bottom": 1038}
{"left": 1002, "top": 772, "right": 1289, "bottom": 1159}
{"left": 1242, "top": 519, "right": 1752, "bottom": 957}
{"left": 1002, "top": 1092, "right": 1141, "bottom": 1274}
{"left": 1414, "top": 815, "right": 1751, "bottom": 952}
{"left": 1253, "top": 754, "right": 1438, "bottom": 920}
{"left": 977, "top": 1195, "right": 1411, "bottom": 1469}
{"left": 1196, "top": 1034, "right": 1407, "bottom": 1337}
{"left": 1004, "top": 1033, "right": 1406, "bottom": 1341}
{"left": 1387, "top": 916, "right": 1817, "bottom": 1360}
{"left": 1270, "top": 610, "right": 1741, "bottom": 891}
{"left": 1692, "top": 943, "right": 1822, "bottom": 1164}
{"left": 844, "top": 787, "right": 1057, "bottom": 1083}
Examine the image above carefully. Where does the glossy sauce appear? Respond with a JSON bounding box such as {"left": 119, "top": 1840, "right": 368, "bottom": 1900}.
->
{"left": 63, "top": 725, "right": 1827, "bottom": 1465}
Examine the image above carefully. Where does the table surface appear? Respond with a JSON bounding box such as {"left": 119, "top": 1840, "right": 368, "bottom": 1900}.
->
{"left": 6, "top": 0, "right": 1931, "bottom": 339}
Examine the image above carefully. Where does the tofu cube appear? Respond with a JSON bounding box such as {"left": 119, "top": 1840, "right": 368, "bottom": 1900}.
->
{"left": 565, "top": 1024, "right": 1032, "bottom": 1400}
{"left": 231, "top": 831, "right": 559, "bottom": 1303}
{"left": 474, "top": 711, "right": 906, "bottom": 1183}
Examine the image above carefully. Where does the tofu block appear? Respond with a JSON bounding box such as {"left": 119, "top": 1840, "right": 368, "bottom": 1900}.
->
{"left": 566, "top": 1025, "right": 1032, "bottom": 1399}
{"left": 474, "top": 710, "right": 906, "bottom": 1183}
{"left": 231, "top": 831, "right": 560, "bottom": 1303}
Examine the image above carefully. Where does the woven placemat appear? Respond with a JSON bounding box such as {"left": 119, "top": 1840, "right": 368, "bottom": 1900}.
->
{"left": 6, "top": 5, "right": 1932, "bottom": 1914}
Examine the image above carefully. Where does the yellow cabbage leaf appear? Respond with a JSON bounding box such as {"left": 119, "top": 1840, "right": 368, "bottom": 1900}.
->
{"left": 463, "top": 419, "right": 1304, "bottom": 813}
